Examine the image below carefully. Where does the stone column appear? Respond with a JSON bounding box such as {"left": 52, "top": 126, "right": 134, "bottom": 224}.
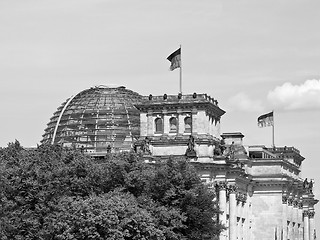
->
{"left": 288, "top": 197, "right": 293, "bottom": 239}
{"left": 191, "top": 108, "right": 197, "bottom": 134}
{"left": 229, "top": 185, "right": 238, "bottom": 240}
{"left": 303, "top": 210, "right": 309, "bottom": 240}
{"left": 208, "top": 115, "right": 213, "bottom": 135}
{"left": 236, "top": 192, "right": 246, "bottom": 240}
{"left": 147, "top": 111, "right": 153, "bottom": 136}
{"left": 309, "top": 211, "right": 315, "bottom": 240}
{"left": 282, "top": 195, "right": 288, "bottom": 240}
{"left": 293, "top": 200, "right": 298, "bottom": 240}
{"left": 217, "top": 182, "right": 227, "bottom": 240}
{"left": 177, "top": 112, "right": 184, "bottom": 134}
{"left": 163, "top": 113, "right": 170, "bottom": 135}
{"left": 299, "top": 202, "right": 303, "bottom": 240}
{"left": 299, "top": 202, "right": 304, "bottom": 240}
{"left": 243, "top": 196, "right": 249, "bottom": 240}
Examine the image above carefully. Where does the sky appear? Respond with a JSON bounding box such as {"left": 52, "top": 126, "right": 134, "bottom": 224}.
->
{"left": 1, "top": 0, "right": 320, "bottom": 229}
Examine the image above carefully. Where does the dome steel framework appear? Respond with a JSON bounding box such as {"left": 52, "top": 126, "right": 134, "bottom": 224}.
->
{"left": 42, "top": 86, "right": 142, "bottom": 153}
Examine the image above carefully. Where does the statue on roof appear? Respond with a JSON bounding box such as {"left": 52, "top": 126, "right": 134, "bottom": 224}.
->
{"left": 141, "top": 137, "right": 151, "bottom": 155}
{"left": 185, "top": 135, "right": 197, "bottom": 158}
{"left": 214, "top": 139, "right": 226, "bottom": 156}
{"left": 222, "top": 141, "right": 235, "bottom": 160}
{"left": 303, "top": 178, "right": 314, "bottom": 194}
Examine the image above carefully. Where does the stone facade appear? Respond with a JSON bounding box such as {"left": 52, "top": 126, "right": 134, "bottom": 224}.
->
{"left": 44, "top": 88, "right": 318, "bottom": 239}
{"left": 135, "top": 93, "right": 318, "bottom": 240}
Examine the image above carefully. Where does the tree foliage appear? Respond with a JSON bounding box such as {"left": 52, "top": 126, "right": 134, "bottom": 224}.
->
{"left": 0, "top": 141, "right": 223, "bottom": 239}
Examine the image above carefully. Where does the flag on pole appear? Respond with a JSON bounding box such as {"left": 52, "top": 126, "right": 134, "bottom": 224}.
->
{"left": 258, "top": 111, "right": 274, "bottom": 128}
{"left": 167, "top": 48, "right": 181, "bottom": 71}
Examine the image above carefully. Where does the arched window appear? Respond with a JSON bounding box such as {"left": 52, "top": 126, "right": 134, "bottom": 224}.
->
{"left": 169, "top": 117, "right": 177, "bottom": 132}
{"left": 155, "top": 117, "right": 163, "bottom": 133}
{"left": 184, "top": 116, "right": 192, "bottom": 133}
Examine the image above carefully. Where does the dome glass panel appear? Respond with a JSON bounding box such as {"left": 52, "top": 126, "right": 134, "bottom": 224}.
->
{"left": 42, "top": 86, "right": 142, "bottom": 153}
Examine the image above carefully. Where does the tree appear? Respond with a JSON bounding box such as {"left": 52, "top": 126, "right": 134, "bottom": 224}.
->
{"left": 49, "top": 190, "right": 165, "bottom": 240}
{"left": 148, "top": 159, "right": 222, "bottom": 240}
{"left": 0, "top": 142, "right": 224, "bottom": 239}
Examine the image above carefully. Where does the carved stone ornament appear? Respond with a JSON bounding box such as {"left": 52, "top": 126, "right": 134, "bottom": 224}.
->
{"left": 213, "top": 139, "right": 226, "bottom": 156}
{"left": 140, "top": 137, "right": 151, "bottom": 155}
{"left": 185, "top": 135, "right": 197, "bottom": 158}
{"left": 303, "top": 210, "right": 309, "bottom": 218}
{"left": 308, "top": 211, "right": 315, "bottom": 218}
{"left": 236, "top": 192, "right": 247, "bottom": 205}
{"left": 222, "top": 142, "right": 235, "bottom": 160}
{"left": 282, "top": 195, "right": 288, "bottom": 204}
{"left": 228, "top": 185, "right": 238, "bottom": 194}
{"left": 215, "top": 181, "right": 227, "bottom": 191}
{"left": 303, "top": 178, "right": 314, "bottom": 194}
{"left": 293, "top": 200, "right": 298, "bottom": 208}
{"left": 298, "top": 202, "right": 303, "bottom": 209}
{"left": 288, "top": 198, "right": 293, "bottom": 206}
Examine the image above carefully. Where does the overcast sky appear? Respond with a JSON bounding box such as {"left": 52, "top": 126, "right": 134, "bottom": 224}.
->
{"left": 1, "top": 0, "right": 320, "bottom": 228}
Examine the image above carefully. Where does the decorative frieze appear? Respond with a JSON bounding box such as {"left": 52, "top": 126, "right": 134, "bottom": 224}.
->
{"left": 293, "top": 199, "right": 299, "bottom": 208}
{"left": 288, "top": 198, "right": 293, "bottom": 206}
{"left": 298, "top": 202, "right": 303, "bottom": 209}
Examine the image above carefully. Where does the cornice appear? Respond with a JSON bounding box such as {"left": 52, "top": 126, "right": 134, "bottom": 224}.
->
{"left": 252, "top": 179, "right": 305, "bottom": 190}
{"left": 136, "top": 98, "right": 225, "bottom": 118}
{"left": 251, "top": 174, "right": 301, "bottom": 183}
{"left": 250, "top": 158, "right": 301, "bottom": 173}
{"left": 139, "top": 134, "right": 220, "bottom": 146}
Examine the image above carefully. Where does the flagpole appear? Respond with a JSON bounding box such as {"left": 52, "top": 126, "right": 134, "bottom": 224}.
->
{"left": 272, "top": 110, "right": 275, "bottom": 148}
{"left": 179, "top": 44, "right": 182, "bottom": 94}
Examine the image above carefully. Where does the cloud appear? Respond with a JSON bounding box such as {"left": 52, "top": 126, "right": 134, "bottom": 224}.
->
{"left": 267, "top": 79, "right": 320, "bottom": 110}
{"left": 227, "top": 92, "right": 263, "bottom": 112}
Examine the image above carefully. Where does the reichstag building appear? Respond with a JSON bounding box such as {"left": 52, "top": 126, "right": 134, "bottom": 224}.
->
{"left": 42, "top": 85, "right": 318, "bottom": 240}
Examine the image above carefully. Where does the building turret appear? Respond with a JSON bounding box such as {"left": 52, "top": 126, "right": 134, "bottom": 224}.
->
{"left": 134, "top": 93, "right": 225, "bottom": 162}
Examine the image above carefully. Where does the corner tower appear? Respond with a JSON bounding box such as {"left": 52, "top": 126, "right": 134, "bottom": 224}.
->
{"left": 135, "top": 93, "right": 225, "bottom": 161}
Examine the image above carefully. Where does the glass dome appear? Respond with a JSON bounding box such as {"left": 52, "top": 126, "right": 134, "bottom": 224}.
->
{"left": 42, "top": 86, "right": 142, "bottom": 154}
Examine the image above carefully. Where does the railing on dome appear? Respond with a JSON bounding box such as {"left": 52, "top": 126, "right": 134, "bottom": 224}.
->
{"left": 94, "top": 85, "right": 126, "bottom": 89}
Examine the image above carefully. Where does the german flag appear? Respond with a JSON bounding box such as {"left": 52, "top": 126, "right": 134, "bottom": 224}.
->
{"left": 258, "top": 111, "right": 274, "bottom": 128}
{"left": 167, "top": 48, "right": 181, "bottom": 71}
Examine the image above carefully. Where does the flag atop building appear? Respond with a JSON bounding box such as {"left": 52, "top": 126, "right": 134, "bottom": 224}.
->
{"left": 167, "top": 48, "right": 181, "bottom": 71}
{"left": 258, "top": 111, "right": 274, "bottom": 128}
